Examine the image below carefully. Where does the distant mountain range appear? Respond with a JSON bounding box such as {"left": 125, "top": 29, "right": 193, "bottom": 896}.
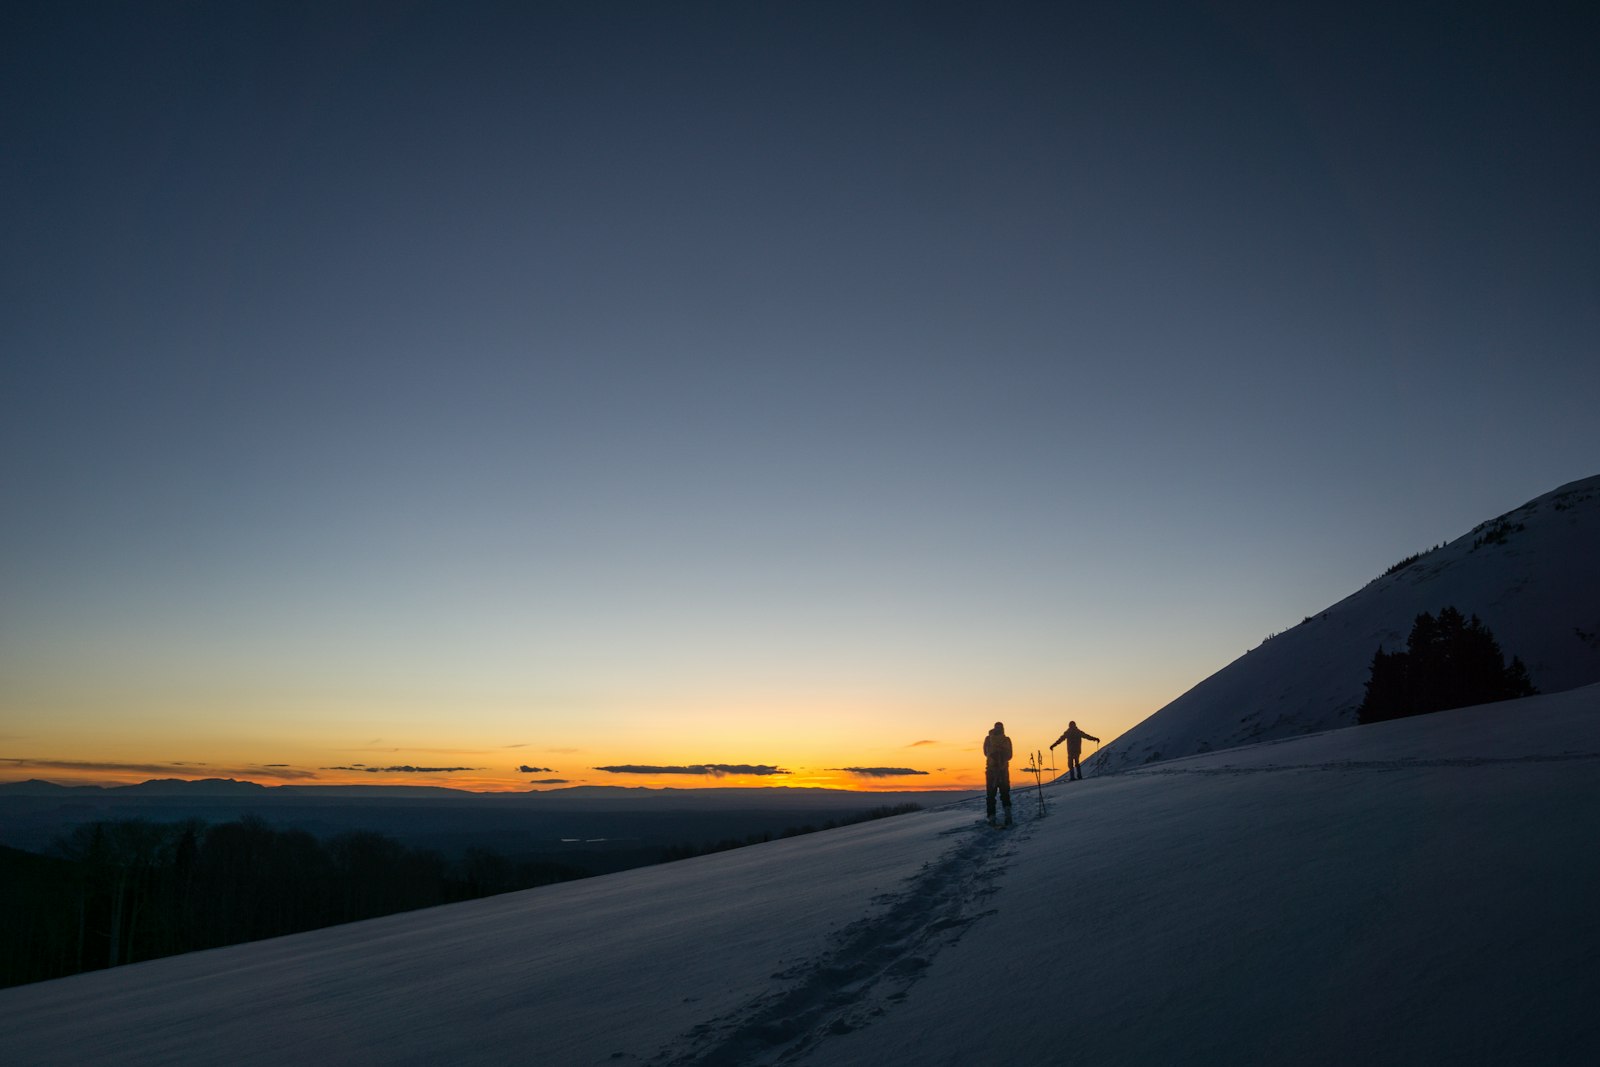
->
{"left": 0, "top": 778, "right": 445, "bottom": 798}
{"left": 1091, "top": 473, "right": 1600, "bottom": 773}
{"left": 0, "top": 778, "right": 954, "bottom": 803}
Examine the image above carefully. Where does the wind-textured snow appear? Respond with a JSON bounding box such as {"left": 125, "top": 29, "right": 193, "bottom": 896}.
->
{"left": 1092, "top": 474, "right": 1600, "bottom": 774}
{"left": 5, "top": 685, "right": 1598, "bottom": 1065}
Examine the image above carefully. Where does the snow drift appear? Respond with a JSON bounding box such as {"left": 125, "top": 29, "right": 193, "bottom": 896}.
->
{"left": 4, "top": 684, "right": 1598, "bottom": 1065}
{"left": 1091, "top": 474, "right": 1600, "bottom": 774}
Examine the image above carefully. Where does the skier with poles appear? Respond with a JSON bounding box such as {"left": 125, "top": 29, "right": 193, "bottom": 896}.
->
{"left": 983, "top": 721, "right": 1013, "bottom": 827}
{"left": 1049, "top": 720, "right": 1100, "bottom": 781}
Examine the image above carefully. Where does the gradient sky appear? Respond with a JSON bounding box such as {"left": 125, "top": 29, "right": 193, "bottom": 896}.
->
{"left": 3, "top": 1, "right": 1596, "bottom": 792}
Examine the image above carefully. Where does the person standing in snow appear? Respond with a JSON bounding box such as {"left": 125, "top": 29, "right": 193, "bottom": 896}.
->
{"left": 1050, "top": 720, "right": 1100, "bottom": 781}
{"left": 983, "top": 721, "right": 1013, "bottom": 827}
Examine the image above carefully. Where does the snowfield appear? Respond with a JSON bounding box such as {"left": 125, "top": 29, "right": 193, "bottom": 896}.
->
{"left": 5, "top": 684, "right": 1597, "bottom": 1066}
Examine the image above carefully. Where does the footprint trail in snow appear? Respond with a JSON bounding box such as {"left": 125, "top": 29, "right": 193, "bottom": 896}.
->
{"left": 650, "top": 807, "right": 1029, "bottom": 1066}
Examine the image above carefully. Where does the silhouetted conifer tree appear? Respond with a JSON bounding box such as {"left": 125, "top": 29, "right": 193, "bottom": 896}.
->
{"left": 1357, "top": 607, "right": 1539, "bottom": 724}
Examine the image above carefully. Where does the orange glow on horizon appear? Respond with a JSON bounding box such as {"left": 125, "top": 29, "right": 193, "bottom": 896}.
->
{"left": 2, "top": 701, "right": 1126, "bottom": 796}
{"left": 0, "top": 759, "right": 986, "bottom": 794}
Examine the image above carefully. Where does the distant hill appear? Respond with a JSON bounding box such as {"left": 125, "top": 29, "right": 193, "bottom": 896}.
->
{"left": 0, "top": 779, "right": 467, "bottom": 798}
{"left": 112, "top": 778, "right": 268, "bottom": 796}
{"left": 275, "top": 784, "right": 475, "bottom": 799}
{"left": 1091, "top": 474, "right": 1600, "bottom": 773}
{"left": 0, "top": 777, "right": 955, "bottom": 806}
{"left": 0, "top": 780, "right": 105, "bottom": 796}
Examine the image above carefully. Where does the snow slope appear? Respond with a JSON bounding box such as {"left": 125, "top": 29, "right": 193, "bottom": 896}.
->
{"left": 1091, "top": 474, "right": 1600, "bottom": 774}
{"left": 5, "top": 684, "right": 1598, "bottom": 1065}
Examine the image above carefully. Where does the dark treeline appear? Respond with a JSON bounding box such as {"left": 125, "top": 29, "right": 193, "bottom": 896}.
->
{"left": 2, "top": 802, "right": 923, "bottom": 990}
{"left": 0, "top": 816, "right": 585, "bottom": 990}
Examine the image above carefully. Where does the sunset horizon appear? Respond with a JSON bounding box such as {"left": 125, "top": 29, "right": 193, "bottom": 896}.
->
{"left": 1, "top": 759, "right": 983, "bottom": 794}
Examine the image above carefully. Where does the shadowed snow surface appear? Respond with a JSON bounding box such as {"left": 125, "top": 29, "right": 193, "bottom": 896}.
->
{"left": 4, "top": 686, "right": 1598, "bottom": 1065}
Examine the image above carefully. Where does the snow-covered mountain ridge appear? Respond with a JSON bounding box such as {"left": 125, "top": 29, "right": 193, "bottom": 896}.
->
{"left": 1091, "top": 473, "right": 1600, "bottom": 774}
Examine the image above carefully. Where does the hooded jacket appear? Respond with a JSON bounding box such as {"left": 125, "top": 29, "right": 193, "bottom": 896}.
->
{"left": 983, "top": 727, "right": 1013, "bottom": 768}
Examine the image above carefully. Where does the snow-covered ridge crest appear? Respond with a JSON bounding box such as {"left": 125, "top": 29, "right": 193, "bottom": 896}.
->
{"left": 1091, "top": 473, "right": 1600, "bottom": 774}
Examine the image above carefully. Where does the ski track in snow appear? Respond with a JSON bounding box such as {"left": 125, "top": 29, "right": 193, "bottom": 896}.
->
{"left": 646, "top": 802, "right": 1030, "bottom": 1066}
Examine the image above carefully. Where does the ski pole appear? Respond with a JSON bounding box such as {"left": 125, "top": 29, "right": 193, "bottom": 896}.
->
{"left": 1035, "top": 750, "right": 1047, "bottom": 815}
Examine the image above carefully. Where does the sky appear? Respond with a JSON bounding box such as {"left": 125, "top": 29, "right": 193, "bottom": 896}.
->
{"left": 2, "top": 1, "right": 1596, "bottom": 793}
